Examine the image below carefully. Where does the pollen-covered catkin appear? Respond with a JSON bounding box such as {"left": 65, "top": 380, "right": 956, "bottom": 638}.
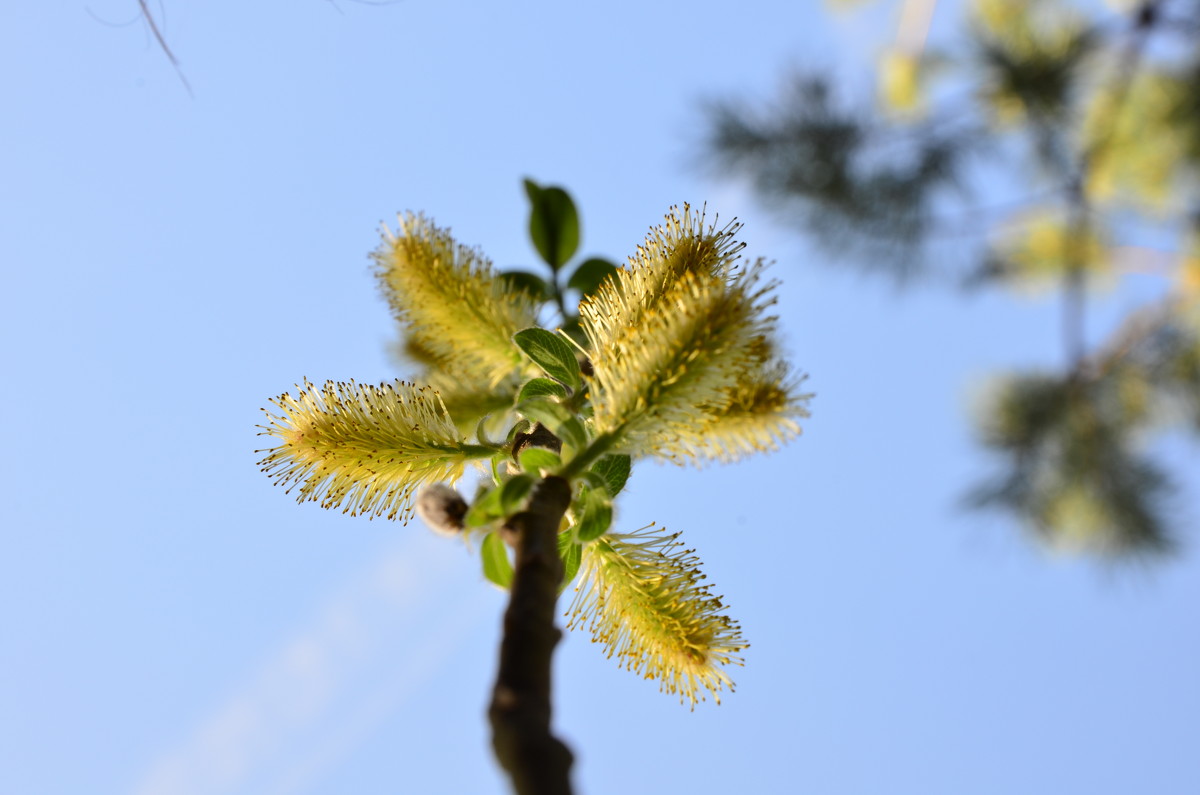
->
{"left": 257, "top": 379, "right": 485, "bottom": 523}
{"left": 567, "top": 524, "right": 748, "bottom": 708}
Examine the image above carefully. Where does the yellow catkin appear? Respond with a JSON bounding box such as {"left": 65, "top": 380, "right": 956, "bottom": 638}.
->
{"left": 680, "top": 363, "right": 812, "bottom": 463}
{"left": 582, "top": 246, "right": 798, "bottom": 462}
{"left": 567, "top": 525, "right": 748, "bottom": 708}
{"left": 373, "top": 213, "right": 540, "bottom": 386}
{"left": 258, "top": 379, "right": 485, "bottom": 523}
{"left": 600, "top": 204, "right": 745, "bottom": 334}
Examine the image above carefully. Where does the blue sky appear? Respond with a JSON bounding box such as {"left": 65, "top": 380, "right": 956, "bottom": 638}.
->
{"left": 3, "top": 1, "right": 1198, "bottom": 793}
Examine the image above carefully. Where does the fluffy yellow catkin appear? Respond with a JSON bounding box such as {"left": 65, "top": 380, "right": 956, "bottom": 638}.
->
{"left": 677, "top": 361, "right": 812, "bottom": 463}
{"left": 576, "top": 206, "right": 810, "bottom": 464}
{"left": 373, "top": 213, "right": 540, "bottom": 386}
{"left": 567, "top": 524, "right": 748, "bottom": 708}
{"left": 258, "top": 379, "right": 489, "bottom": 523}
{"left": 617, "top": 204, "right": 746, "bottom": 319}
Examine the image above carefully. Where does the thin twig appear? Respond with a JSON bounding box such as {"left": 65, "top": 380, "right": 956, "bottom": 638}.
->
{"left": 137, "top": 0, "right": 193, "bottom": 96}
{"left": 1060, "top": 0, "right": 1163, "bottom": 369}
{"left": 1083, "top": 295, "right": 1182, "bottom": 380}
{"left": 1063, "top": 185, "right": 1089, "bottom": 371}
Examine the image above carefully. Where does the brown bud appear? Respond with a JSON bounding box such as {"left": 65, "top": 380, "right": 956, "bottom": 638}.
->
{"left": 511, "top": 422, "right": 563, "bottom": 462}
{"left": 415, "top": 484, "right": 468, "bottom": 537}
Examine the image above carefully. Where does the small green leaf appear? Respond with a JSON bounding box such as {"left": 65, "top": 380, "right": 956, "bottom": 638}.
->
{"left": 513, "top": 328, "right": 581, "bottom": 389}
{"left": 516, "top": 398, "right": 588, "bottom": 450}
{"left": 581, "top": 471, "right": 610, "bottom": 493}
{"left": 517, "top": 377, "right": 569, "bottom": 403}
{"left": 524, "top": 179, "right": 580, "bottom": 269}
{"left": 518, "top": 446, "right": 562, "bottom": 474}
{"left": 481, "top": 532, "right": 514, "bottom": 589}
{"left": 499, "top": 473, "right": 536, "bottom": 515}
{"left": 516, "top": 396, "right": 572, "bottom": 427}
{"left": 557, "top": 418, "right": 589, "bottom": 455}
{"left": 575, "top": 486, "right": 613, "bottom": 542}
{"left": 567, "top": 258, "right": 619, "bottom": 297}
{"left": 498, "top": 270, "right": 549, "bottom": 300}
{"left": 506, "top": 419, "right": 532, "bottom": 446}
{"left": 591, "top": 454, "right": 632, "bottom": 497}
{"left": 475, "top": 414, "right": 498, "bottom": 447}
{"left": 465, "top": 486, "right": 504, "bottom": 527}
{"left": 558, "top": 530, "right": 582, "bottom": 592}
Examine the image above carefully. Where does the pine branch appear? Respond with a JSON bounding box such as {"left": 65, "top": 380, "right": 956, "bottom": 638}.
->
{"left": 489, "top": 476, "right": 575, "bottom": 795}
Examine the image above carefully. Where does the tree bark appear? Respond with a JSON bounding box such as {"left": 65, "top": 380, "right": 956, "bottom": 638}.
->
{"left": 488, "top": 475, "right": 575, "bottom": 795}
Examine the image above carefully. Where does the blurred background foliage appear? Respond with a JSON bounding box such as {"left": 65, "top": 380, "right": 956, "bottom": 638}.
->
{"left": 703, "top": 0, "right": 1200, "bottom": 558}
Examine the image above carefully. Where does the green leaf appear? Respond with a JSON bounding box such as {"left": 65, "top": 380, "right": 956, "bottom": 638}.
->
{"left": 513, "top": 328, "right": 582, "bottom": 389}
{"left": 517, "top": 377, "right": 569, "bottom": 403}
{"left": 581, "top": 471, "right": 610, "bottom": 493}
{"left": 567, "top": 258, "right": 619, "bottom": 297}
{"left": 516, "top": 398, "right": 588, "bottom": 451}
{"left": 558, "top": 418, "right": 590, "bottom": 455}
{"left": 465, "top": 485, "right": 505, "bottom": 527}
{"left": 558, "top": 530, "right": 582, "bottom": 592}
{"left": 518, "top": 446, "right": 562, "bottom": 474}
{"left": 591, "top": 454, "right": 632, "bottom": 497}
{"left": 489, "top": 452, "right": 507, "bottom": 486}
{"left": 498, "top": 270, "right": 549, "bottom": 300}
{"left": 575, "top": 486, "right": 613, "bottom": 542}
{"left": 499, "top": 473, "right": 536, "bottom": 515}
{"left": 524, "top": 179, "right": 580, "bottom": 269}
{"left": 516, "top": 396, "right": 572, "bottom": 426}
{"left": 481, "top": 532, "right": 514, "bottom": 589}
{"left": 506, "top": 419, "right": 532, "bottom": 446}
{"left": 475, "top": 414, "right": 498, "bottom": 447}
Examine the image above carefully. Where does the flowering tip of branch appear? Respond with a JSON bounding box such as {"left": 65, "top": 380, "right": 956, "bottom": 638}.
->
{"left": 630, "top": 203, "right": 745, "bottom": 281}
{"left": 258, "top": 379, "right": 486, "bottom": 523}
{"left": 587, "top": 204, "right": 746, "bottom": 336}
{"left": 583, "top": 256, "right": 786, "bottom": 460}
{"left": 566, "top": 524, "right": 748, "bottom": 709}
{"left": 373, "top": 213, "right": 540, "bottom": 386}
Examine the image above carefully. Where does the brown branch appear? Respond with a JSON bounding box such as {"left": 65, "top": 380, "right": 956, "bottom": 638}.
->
{"left": 137, "top": 0, "right": 193, "bottom": 96}
{"left": 489, "top": 476, "right": 575, "bottom": 795}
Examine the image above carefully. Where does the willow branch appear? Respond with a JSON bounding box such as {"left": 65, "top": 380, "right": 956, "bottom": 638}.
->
{"left": 489, "top": 475, "right": 575, "bottom": 795}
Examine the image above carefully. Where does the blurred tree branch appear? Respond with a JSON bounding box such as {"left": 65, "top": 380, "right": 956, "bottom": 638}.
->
{"left": 703, "top": 0, "right": 1200, "bottom": 558}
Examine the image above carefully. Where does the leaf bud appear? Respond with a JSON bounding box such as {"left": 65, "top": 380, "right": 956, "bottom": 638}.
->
{"left": 415, "top": 484, "right": 468, "bottom": 537}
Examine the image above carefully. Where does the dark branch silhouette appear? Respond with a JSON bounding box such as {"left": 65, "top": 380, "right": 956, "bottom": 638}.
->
{"left": 136, "top": 0, "right": 193, "bottom": 96}
{"left": 488, "top": 476, "right": 575, "bottom": 795}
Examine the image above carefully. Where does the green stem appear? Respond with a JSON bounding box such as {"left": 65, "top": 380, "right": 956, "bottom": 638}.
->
{"left": 460, "top": 443, "right": 503, "bottom": 458}
{"left": 425, "top": 443, "right": 502, "bottom": 460}
{"left": 550, "top": 269, "right": 569, "bottom": 324}
{"left": 557, "top": 430, "right": 622, "bottom": 481}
